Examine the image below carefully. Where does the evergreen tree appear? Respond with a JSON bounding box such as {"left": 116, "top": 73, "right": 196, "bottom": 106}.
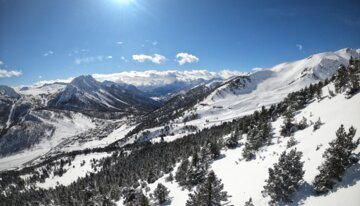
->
{"left": 125, "top": 191, "right": 149, "bottom": 206}
{"left": 175, "top": 159, "right": 190, "bottom": 186}
{"left": 244, "top": 198, "right": 254, "bottom": 206}
{"left": 287, "top": 136, "right": 297, "bottom": 148}
{"left": 188, "top": 153, "right": 208, "bottom": 186}
{"left": 280, "top": 107, "right": 297, "bottom": 137}
{"left": 226, "top": 130, "right": 240, "bottom": 149}
{"left": 313, "top": 125, "right": 360, "bottom": 194}
{"left": 313, "top": 118, "right": 323, "bottom": 131}
{"left": 334, "top": 64, "right": 349, "bottom": 93}
{"left": 186, "top": 171, "right": 229, "bottom": 206}
{"left": 153, "top": 183, "right": 170, "bottom": 205}
{"left": 243, "top": 122, "right": 273, "bottom": 160}
{"left": 264, "top": 149, "right": 304, "bottom": 203}
{"left": 298, "top": 117, "right": 308, "bottom": 130}
{"left": 347, "top": 59, "right": 360, "bottom": 95}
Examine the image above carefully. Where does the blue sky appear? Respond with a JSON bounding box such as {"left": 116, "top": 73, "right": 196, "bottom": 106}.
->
{"left": 0, "top": 0, "right": 360, "bottom": 85}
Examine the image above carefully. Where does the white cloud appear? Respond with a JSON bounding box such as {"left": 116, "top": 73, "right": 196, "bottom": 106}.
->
{"left": 38, "top": 75, "right": 43, "bottom": 79}
{"left": 116, "top": 41, "right": 124, "bottom": 45}
{"left": 0, "top": 69, "right": 22, "bottom": 78}
{"left": 34, "top": 69, "right": 243, "bottom": 88}
{"left": 176, "top": 53, "right": 199, "bottom": 65}
{"left": 296, "top": 44, "right": 303, "bottom": 51}
{"left": 132, "top": 54, "right": 166, "bottom": 64}
{"left": 92, "top": 70, "right": 243, "bottom": 87}
{"left": 43, "top": 50, "right": 54, "bottom": 57}
{"left": 252, "top": 67, "right": 266, "bottom": 72}
{"left": 0, "top": 60, "right": 3, "bottom": 65}
{"left": 75, "top": 56, "right": 107, "bottom": 65}
{"left": 152, "top": 41, "right": 158, "bottom": 46}
{"left": 34, "top": 77, "right": 74, "bottom": 86}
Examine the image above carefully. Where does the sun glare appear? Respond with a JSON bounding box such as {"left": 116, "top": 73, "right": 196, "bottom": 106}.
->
{"left": 115, "top": 0, "right": 133, "bottom": 4}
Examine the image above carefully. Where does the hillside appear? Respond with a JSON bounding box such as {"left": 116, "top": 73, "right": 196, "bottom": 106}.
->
{"left": 0, "top": 48, "right": 359, "bottom": 206}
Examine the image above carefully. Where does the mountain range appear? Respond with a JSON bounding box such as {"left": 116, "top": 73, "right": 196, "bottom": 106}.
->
{"left": 0, "top": 48, "right": 359, "bottom": 206}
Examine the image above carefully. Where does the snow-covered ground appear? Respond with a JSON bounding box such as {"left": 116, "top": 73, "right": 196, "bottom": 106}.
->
{"left": 0, "top": 112, "right": 96, "bottom": 171}
{"left": 138, "top": 84, "right": 360, "bottom": 206}
{"left": 179, "top": 48, "right": 360, "bottom": 131}
{"left": 37, "top": 152, "right": 112, "bottom": 189}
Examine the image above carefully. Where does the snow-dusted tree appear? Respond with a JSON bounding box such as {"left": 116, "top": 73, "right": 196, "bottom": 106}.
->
{"left": 188, "top": 153, "right": 208, "bottom": 186}
{"left": 297, "top": 117, "right": 308, "bottom": 130}
{"left": 334, "top": 64, "right": 349, "bottom": 93}
{"left": 226, "top": 130, "right": 240, "bottom": 149}
{"left": 175, "top": 159, "right": 190, "bottom": 186}
{"left": 243, "top": 122, "right": 273, "bottom": 160}
{"left": 186, "top": 171, "right": 229, "bottom": 206}
{"left": 313, "top": 118, "right": 323, "bottom": 131}
{"left": 125, "top": 190, "right": 149, "bottom": 206}
{"left": 244, "top": 198, "right": 254, "bottom": 206}
{"left": 263, "top": 149, "right": 304, "bottom": 203}
{"left": 153, "top": 183, "right": 170, "bottom": 205}
{"left": 313, "top": 125, "right": 360, "bottom": 194}
{"left": 280, "top": 107, "right": 297, "bottom": 137}
{"left": 287, "top": 136, "right": 297, "bottom": 148}
{"left": 347, "top": 59, "right": 360, "bottom": 95}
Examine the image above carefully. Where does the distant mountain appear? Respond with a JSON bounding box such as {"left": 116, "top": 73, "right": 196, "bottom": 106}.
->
{"left": 92, "top": 70, "right": 243, "bottom": 99}
{"left": 48, "top": 75, "right": 161, "bottom": 116}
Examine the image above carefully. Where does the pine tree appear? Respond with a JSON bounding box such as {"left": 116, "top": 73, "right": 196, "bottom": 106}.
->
{"left": 125, "top": 191, "right": 149, "bottom": 206}
{"left": 186, "top": 171, "right": 229, "bottom": 206}
{"left": 175, "top": 159, "right": 190, "bottom": 186}
{"left": 280, "top": 106, "right": 297, "bottom": 137}
{"left": 334, "top": 64, "right": 349, "bottom": 93}
{"left": 244, "top": 198, "right": 254, "bottom": 206}
{"left": 153, "top": 183, "right": 170, "bottom": 205}
{"left": 347, "top": 58, "right": 360, "bottom": 95}
{"left": 298, "top": 117, "right": 308, "bottom": 130}
{"left": 287, "top": 136, "right": 297, "bottom": 148}
{"left": 188, "top": 153, "right": 208, "bottom": 186}
{"left": 243, "top": 122, "right": 273, "bottom": 160}
{"left": 313, "top": 125, "right": 360, "bottom": 194}
{"left": 263, "top": 149, "right": 304, "bottom": 203}
{"left": 226, "top": 130, "right": 240, "bottom": 149}
{"left": 313, "top": 118, "right": 323, "bottom": 131}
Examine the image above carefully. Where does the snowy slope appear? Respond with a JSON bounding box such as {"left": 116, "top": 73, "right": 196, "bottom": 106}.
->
{"left": 179, "top": 48, "right": 360, "bottom": 128}
{"left": 138, "top": 83, "right": 360, "bottom": 206}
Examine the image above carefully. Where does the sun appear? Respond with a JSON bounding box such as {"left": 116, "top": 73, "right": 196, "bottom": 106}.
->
{"left": 115, "top": 0, "right": 133, "bottom": 4}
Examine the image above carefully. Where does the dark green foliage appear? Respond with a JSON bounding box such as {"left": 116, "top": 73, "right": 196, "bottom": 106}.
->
{"left": 313, "top": 125, "right": 360, "bottom": 194}
{"left": 153, "top": 183, "right": 170, "bottom": 205}
{"left": 263, "top": 149, "right": 304, "bottom": 203}
{"left": 334, "top": 58, "right": 360, "bottom": 96}
{"left": 225, "top": 130, "right": 241, "bottom": 149}
{"left": 186, "top": 171, "right": 229, "bottom": 206}
{"left": 243, "top": 122, "right": 273, "bottom": 160}
{"left": 244, "top": 198, "right": 254, "bottom": 206}
{"left": 280, "top": 107, "right": 297, "bottom": 137}
{"left": 334, "top": 65, "right": 349, "bottom": 93}
{"left": 287, "top": 136, "right": 297, "bottom": 148}
{"left": 187, "top": 153, "right": 208, "bottom": 187}
{"left": 313, "top": 118, "right": 323, "bottom": 131}
{"left": 298, "top": 117, "right": 308, "bottom": 130}
{"left": 347, "top": 58, "right": 360, "bottom": 95}
{"left": 175, "top": 159, "right": 190, "bottom": 187}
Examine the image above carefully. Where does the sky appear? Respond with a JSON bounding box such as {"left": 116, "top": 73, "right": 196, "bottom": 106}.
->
{"left": 0, "top": 0, "right": 360, "bottom": 86}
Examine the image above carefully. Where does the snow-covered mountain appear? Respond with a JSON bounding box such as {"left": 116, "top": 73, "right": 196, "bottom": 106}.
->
{"left": 48, "top": 75, "right": 160, "bottom": 116}
{"left": 0, "top": 48, "right": 359, "bottom": 206}
{"left": 181, "top": 48, "right": 360, "bottom": 127}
